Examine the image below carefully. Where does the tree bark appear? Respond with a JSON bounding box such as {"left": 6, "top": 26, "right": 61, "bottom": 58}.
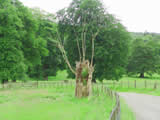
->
{"left": 75, "top": 60, "right": 93, "bottom": 98}
{"left": 139, "top": 73, "right": 144, "bottom": 78}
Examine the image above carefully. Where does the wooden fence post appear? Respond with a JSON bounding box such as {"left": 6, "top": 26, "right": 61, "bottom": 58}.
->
{"left": 37, "top": 81, "right": 39, "bottom": 88}
{"left": 101, "top": 83, "right": 104, "bottom": 93}
{"left": 145, "top": 80, "right": 147, "bottom": 88}
{"left": 71, "top": 81, "right": 72, "bottom": 87}
{"left": 154, "top": 80, "right": 157, "bottom": 89}
{"left": 134, "top": 80, "right": 136, "bottom": 88}
{"left": 97, "top": 85, "right": 99, "bottom": 95}
{"left": 120, "top": 81, "right": 122, "bottom": 88}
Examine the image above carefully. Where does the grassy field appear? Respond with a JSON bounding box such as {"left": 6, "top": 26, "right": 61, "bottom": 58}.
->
{"left": 0, "top": 85, "right": 115, "bottom": 120}
{"left": 2, "top": 70, "right": 158, "bottom": 120}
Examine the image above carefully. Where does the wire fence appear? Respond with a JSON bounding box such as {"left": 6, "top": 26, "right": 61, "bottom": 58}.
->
{"left": 0, "top": 81, "right": 74, "bottom": 89}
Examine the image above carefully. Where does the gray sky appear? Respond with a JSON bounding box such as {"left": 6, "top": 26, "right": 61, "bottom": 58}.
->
{"left": 20, "top": 0, "right": 160, "bottom": 33}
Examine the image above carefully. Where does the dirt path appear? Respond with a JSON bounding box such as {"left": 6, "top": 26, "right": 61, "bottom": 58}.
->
{"left": 119, "top": 92, "right": 160, "bottom": 120}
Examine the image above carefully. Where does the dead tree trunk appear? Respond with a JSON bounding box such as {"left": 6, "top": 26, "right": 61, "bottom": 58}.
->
{"left": 75, "top": 60, "right": 93, "bottom": 98}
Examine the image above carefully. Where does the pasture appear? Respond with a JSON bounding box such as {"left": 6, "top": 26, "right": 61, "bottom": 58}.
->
{"left": 1, "top": 71, "right": 160, "bottom": 120}
{"left": 0, "top": 83, "right": 115, "bottom": 120}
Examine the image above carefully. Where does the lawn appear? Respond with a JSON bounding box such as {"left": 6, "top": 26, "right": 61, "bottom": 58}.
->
{"left": 0, "top": 85, "right": 115, "bottom": 120}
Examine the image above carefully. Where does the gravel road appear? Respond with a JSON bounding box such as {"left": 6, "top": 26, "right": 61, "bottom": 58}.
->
{"left": 119, "top": 92, "right": 160, "bottom": 120}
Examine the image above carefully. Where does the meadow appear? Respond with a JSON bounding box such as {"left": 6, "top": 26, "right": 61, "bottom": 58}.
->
{"left": 0, "top": 83, "right": 115, "bottom": 120}
{"left": 2, "top": 70, "right": 160, "bottom": 120}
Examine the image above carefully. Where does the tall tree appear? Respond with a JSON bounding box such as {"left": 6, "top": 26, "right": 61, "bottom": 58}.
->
{"left": 94, "top": 22, "right": 130, "bottom": 81}
{"left": 29, "top": 8, "right": 63, "bottom": 80}
{"left": 12, "top": 1, "right": 49, "bottom": 80}
{"left": 57, "top": 0, "right": 129, "bottom": 97}
{"left": 127, "top": 36, "right": 160, "bottom": 78}
{"left": 58, "top": 0, "right": 130, "bottom": 83}
{"left": 0, "top": 0, "right": 26, "bottom": 83}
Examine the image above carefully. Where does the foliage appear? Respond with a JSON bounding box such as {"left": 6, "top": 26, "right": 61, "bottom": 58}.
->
{"left": 127, "top": 35, "right": 160, "bottom": 77}
{"left": 82, "top": 68, "right": 89, "bottom": 78}
{"left": 94, "top": 23, "right": 130, "bottom": 80}
{"left": 0, "top": 0, "right": 27, "bottom": 82}
{"left": 57, "top": 0, "right": 130, "bottom": 81}
{"left": 0, "top": 0, "right": 63, "bottom": 82}
{"left": 28, "top": 8, "right": 63, "bottom": 79}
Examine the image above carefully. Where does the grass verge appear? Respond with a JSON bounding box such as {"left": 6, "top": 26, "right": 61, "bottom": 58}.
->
{"left": 120, "top": 99, "right": 136, "bottom": 120}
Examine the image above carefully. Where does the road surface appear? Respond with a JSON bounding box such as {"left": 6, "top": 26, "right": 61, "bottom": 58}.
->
{"left": 120, "top": 92, "right": 160, "bottom": 120}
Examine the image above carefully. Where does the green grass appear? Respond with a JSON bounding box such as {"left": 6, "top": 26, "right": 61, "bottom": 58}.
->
{"left": 111, "top": 87, "right": 160, "bottom": 96}
{"left": 48, "top": 70, "right": 69, "bottom": 81}
{"left": 0, "top": 86, "right": 115, "bottom": 120}
{"left": 120, "top": 99, "right": 136, "bottom": 120}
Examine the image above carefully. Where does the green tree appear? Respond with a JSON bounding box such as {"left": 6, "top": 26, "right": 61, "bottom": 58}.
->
{"left": 0, "top": 0, "right": 50, "bottom": 83}
{"left": 127, "top": 36, "right": 160, "bottom": 78}
{"left": 16, "top": 5, "right": 49, "bottom": 79}
{"left": 29, "top": 8, "right": 63, "bottom": 80}
{"left": 57, "top": 0, "right": 130, "bottom": 97}
{"left": 94, "top": 22, "right": 130, "bottom": 81}
{"left": 58, "top": 0, "right": 130, "bottom": 82}
{"left": 0, "top": 0, "right": 26, "bottom": 83}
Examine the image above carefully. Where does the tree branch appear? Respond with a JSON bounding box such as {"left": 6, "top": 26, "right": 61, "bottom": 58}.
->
{"left": 56, "top": 31, "right": 76, "bottom": 74}
{"left": 81, "top": 24, "right": 85, "bottom": 61}
{"left": 91, "top": 30, "right": 99, "bottom": 66}
{"left": 73, "top": 29, "right": 82, "bottom": 62}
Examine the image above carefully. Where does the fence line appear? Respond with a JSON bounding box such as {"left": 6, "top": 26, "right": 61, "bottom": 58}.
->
{"left": 109, "top": 92, "right": 121, "bottom": 120}
{"left": 93, "top": 84, "right": 121, "bottom": 120}
{"left": 106, "top": 80, "right": 160, "bottom": 89}
{"left": 0, "top": 81, "right": 75, "bottom": 89}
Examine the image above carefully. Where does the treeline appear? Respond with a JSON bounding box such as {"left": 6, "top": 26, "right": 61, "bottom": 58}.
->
{"left": 0, "top": 0, "right": 160, "bottom": 84}
{"left": 0, "top": 0, "right": 62, "bottom": 83}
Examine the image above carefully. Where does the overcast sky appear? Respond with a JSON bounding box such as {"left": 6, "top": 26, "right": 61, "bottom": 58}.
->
{"left": 20, "top": 0, "right": 160, "bottom": 33}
